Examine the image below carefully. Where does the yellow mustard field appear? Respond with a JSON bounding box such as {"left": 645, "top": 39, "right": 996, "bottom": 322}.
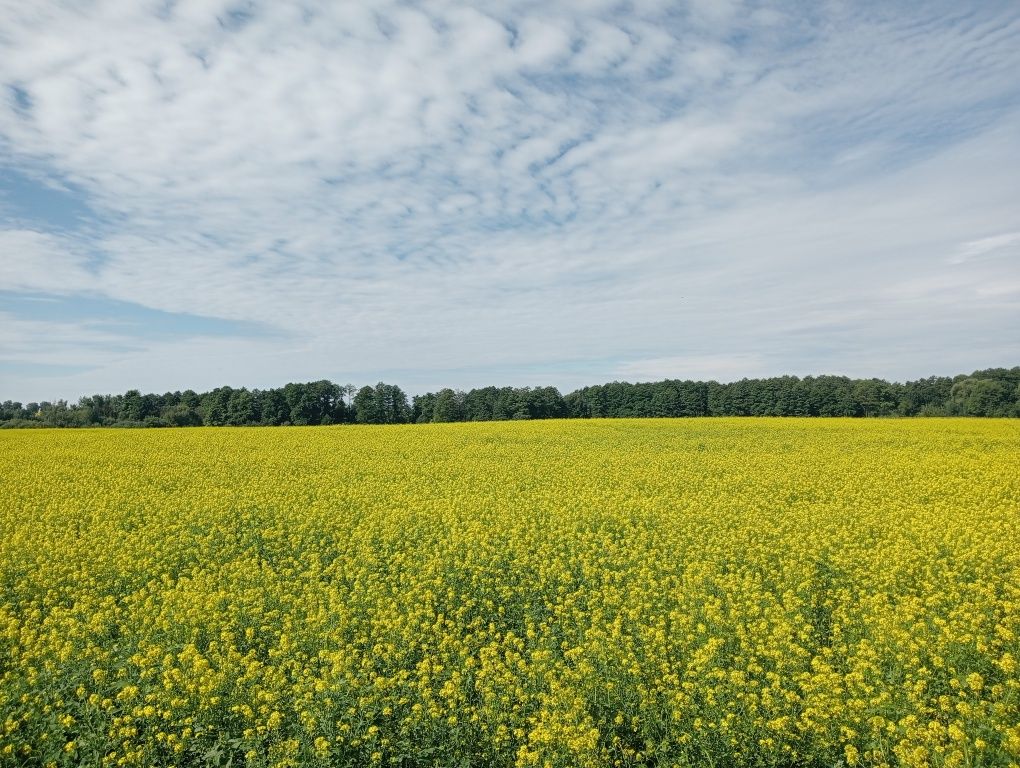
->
{"left": 1, "top": 419, "right": 1019, "bottom": 768}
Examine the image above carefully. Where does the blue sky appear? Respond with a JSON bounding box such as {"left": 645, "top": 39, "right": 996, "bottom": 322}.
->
{"left": 1, "top": 0, "right": 1019, "bottom": 402}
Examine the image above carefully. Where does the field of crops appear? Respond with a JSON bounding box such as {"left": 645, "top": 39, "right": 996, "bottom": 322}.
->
{"left": 1, "top": 419, "right": 1018, "bottom": 768}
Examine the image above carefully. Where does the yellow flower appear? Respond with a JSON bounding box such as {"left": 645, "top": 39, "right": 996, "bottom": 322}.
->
{"left": 313, "top": 737, "right": 329, "bottom": 757}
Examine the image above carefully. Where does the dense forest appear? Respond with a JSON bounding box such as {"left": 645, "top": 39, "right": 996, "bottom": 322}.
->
{"left": 2, "top": 368, "right": 1018, "bottom": 428}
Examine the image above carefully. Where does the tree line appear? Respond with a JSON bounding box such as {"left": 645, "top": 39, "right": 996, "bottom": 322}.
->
{"left": 2, "top": 367, "right": 1018, "bottom": 428}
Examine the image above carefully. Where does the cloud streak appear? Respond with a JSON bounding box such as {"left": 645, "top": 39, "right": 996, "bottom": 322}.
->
{"left": 1, "top": 0, "right": 1018, "bottom": 400}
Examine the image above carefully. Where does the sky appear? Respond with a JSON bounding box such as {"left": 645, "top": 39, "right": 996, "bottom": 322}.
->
{"left": 1, "top": 0, "right": 1019, "bottom": 402}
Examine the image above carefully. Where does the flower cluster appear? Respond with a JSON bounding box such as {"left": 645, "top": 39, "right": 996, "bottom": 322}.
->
{"left": 1, "top": 418, "right": 1018, "bottom": 767}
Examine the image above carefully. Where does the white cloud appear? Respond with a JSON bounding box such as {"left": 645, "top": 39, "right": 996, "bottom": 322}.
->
{"left": 0, "top": 229, "right": 96, "bottom": 293}
{"left": 948, "top": 232, "right": 1020, "bottom": 265}
{"left": 514, "top": 17, "right": 573, "bottom": 69}
{"left": 1, "top": 1, "right": 1019, "bottom": 400}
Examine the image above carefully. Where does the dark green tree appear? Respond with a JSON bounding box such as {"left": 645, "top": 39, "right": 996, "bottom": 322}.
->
{"left": 354, "top": 385, "right": 381, "bottom": 424}
{"left": 432, "top": 389, "right": 465, "bottom": 422}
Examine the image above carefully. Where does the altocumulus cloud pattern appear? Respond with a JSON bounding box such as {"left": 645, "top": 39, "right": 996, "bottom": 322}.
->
{"left": 1, "top": 1, "right": 1019, "bottom": 400}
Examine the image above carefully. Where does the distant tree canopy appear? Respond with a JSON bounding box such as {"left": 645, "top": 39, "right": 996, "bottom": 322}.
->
{"left": 412, "top": 386, "right": 568, "bottom": 423}
{"left": 2, "top": 367, "right": 1018, "bottom": 428}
